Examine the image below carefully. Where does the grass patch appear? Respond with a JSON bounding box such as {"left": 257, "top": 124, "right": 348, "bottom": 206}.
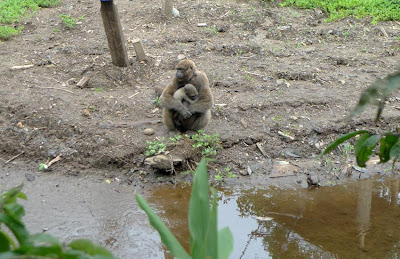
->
{"left": 0, "top": 0, "right": 60, "bottom": 40}
{"left": 282, "top": 0, "right": 400, "bottom": 24}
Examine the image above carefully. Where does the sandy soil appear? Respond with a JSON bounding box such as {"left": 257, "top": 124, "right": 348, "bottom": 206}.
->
{"left": 1, "top": 0, "right": 400, "bottom": 187}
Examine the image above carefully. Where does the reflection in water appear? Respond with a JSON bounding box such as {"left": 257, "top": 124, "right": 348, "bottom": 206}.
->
{"left": 149, "top": 178, "right": 400, "bottom": 258}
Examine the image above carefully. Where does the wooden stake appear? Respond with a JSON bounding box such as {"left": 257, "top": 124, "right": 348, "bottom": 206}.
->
{"left": 131, "top": 39, "right": 147, "bottom": 61}
{"left": 100, "top": 1, "right": 129, "bottom": 67}
{"left": 162, "top": 0, "right": 173, "bottom": 19}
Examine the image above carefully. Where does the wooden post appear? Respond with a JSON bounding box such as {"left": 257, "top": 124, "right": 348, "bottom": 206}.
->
{"left": 100, "top": 0, "right": 129, "bottom": 67}
{"left": 162, "top": 0, "right": 173, "bottom": 19}
{"left": 132, "top": 39, "right": 147, "bottom": 61}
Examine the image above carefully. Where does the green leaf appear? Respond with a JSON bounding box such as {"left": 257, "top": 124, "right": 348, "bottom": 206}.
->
{"left": 378, "top": 133, "right": 398, "bottom": 163}
{"left": 0, "top": 214, "right": 31, "bottom": 247}
{"left": 28, "top": 245, "right": 63, "bottom": 257}
{"left": 135, "top": 195, "right": 190, "bottom": 259}
{"left": 68, "top": 239, "right": 113, "bottom": 257}
{"left": 189, "top": 158, "right": 211, "bottom": 259}
{"left": 217, "top": 227, "right": 234, "bottom": 259}
{"left": 390, "top": 140, "right": 400, "bottom": 171}
{"left": 320, "top": 130, "right": 369, "bottom": 157}
{"left": 30, "top": 233, "right": 62, "bottom": 246}
{"left": 63, "top": 249, "right": 91, "bottom": 259}
{"left": 206, "top": 188, "right": 218, "bottom": 259}
{"left": 355, "top": 134, "right": 381, "bottom": 167}
{"left": 0, "top": 232, "right": 10, "bottom": 252}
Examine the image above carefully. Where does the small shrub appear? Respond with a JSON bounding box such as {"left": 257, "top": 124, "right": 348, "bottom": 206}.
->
{"left": 146, "top": 137, "right": 166, "bottom": 157}
{"left": 191, "top": 130, "right": 221, "bottom": 157}
{"left": 0, "top": 26, "right": 22, "bottom": 40}
{"left": 59, "top": 14, "right": 79, "bottom": 29}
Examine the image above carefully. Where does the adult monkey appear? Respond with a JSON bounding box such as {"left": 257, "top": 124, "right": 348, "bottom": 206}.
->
{"left": 160, "top": 59, "right": 214, "bottom": 132}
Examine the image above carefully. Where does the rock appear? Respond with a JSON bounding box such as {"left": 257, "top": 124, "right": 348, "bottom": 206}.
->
{"left": 172, "top": 8, "right": 179, "bottom": 17}
{"left": 25, "top": 173, "right": 36, "bottom": 181}
{"left": 276, "top": 79, "right": 290, "bottom": 88}
{"left": 197, "top": 23, "right": 207, "bottom": 27}
{"left": 178, "top": 54, "right": 186, "bottom": 60}
{"left": 143, "top": 128, "right": 154, "bottom": 135}
{"left": 144, "top": 154, "right": 183, "bottom": 170}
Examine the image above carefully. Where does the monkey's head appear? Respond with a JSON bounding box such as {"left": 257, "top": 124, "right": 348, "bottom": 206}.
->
{"left": 175, "top": 60, "right": 196, "bottom": 82}
{"left": 184, "top": 84, "right": 199, "bottom": 101}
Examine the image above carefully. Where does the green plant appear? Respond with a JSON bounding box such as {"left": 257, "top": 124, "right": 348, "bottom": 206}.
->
{"left": 94, "top": 87, "right": 104, "bottom": 92}
{"left": 0, "top": 185, "right": 115, "bottom": 258}
{"left": 321, "top": 70, "right": 400, "bottom": 171}
{"left": 59, "top": 14, "right": 83, "bottom": 29}
{"left": 0, "top": 0, "right": 59, "bottom": 40}
{"left": 204, "top": 26, "right": 218, "bottom": 34}
{"left": 191, "top": 130, "right": 221, "bottom": 157}
{"left": 282, "top": 0, "right": 400, "bottom": 24}
{"left": 271, "top": 115, "right": 282, "bottom": 122}
{"left": 215, "top": 166, "right": 235, "bottom": 181}
{"left": 135, "top": 158, "right": 234, "bottom": 258}
{"left": 146, "top": 137, "right": 166, "bottom": 157}
{"left": 169, "top": 134, "right": 181, "bottom": 143}
{"left": 153, "top": 95, "right": 161, "bottom": 107}
{"left": 245, "top": 74, "right": 255, "bottom": 83}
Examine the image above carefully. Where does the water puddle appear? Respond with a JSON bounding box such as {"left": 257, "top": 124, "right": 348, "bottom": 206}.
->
{"left": 149, "top": 177, "right": 400, "bottom": 258}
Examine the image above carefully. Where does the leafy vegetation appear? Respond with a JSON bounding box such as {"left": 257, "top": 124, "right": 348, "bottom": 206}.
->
{"left": 136, "top": 158, "right": 234, "bottom": 258}
{"left": 0, "top": 185, "right": 115, "bottom": 258}
{"left": 60, "top": 14, "right": 84, "bottom": 29}
{"left": 0, "top": 0, "right": 60, "bottom": 39}
{"left": 282, "top": 0, "right": 400, "bottom": 24}
{"left": 321, "top": 70, "right": 400, "bottom": 171}
{"left": 190, "top": 130, "right": 221, "bottom": 157}
{"left": 145, "top": 137, "right": 166, "bottom": 157}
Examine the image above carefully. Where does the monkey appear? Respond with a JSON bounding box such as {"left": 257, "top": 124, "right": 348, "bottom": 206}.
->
{"left": 172, "top": 84, "right": 199, "bottom": 130}
{"left": 173, "top": 84, "right": 199, "bottom": 107}
{"left": 160, "top": 59, "right": 214, "bottom": 132}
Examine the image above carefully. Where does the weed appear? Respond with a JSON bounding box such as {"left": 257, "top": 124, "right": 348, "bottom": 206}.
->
{"left": 342, "top": 30, "right": 350, "bottom": 38}
{"left": 169, "top": 134, "right": 181, "bottom": 143}
{"left": 215, "top": 166, "right": 235, "bottom": 181}
{"left": 145, "top": 137, "right": 166, "bottom": 157}
{"left": 153, "top": 95, "right": 161, "bottom": 107}
{"left": 245, "top": 74, "right": 255, "bottom": 82}
{"left": 59, "top": 14, "right": 80, "bottom": 29}
{"left": 282, "top": 0, "right": 400, "bottom": 24}
{"left": 271, "top": 115, "right": 282, "bottom": 122}
{"left": 0, "top": 0, "right": 59, "bottom": 39}
{"left": 295, "top": 42, "right": 303, "bottom": 48}
{"left": 191, "top": 130, "right": 221, "bottom": 157}
{"left": 204, "top": 26, "right": 219, "bottom": 34}
{"left": 94, "top": 87, "right": 104, "bottom": 92}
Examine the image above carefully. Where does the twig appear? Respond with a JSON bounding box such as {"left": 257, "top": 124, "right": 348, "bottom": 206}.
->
{"left": 269, "top": 174, "right": 297, "bottom": 178}
{"left": 35, "top": 87, "right": 74, "bottom": 94}
{"left": 5, "top": 151, "right": 25, "bottom": 164}
{"left": 10, "top": 64, "right": 34, "bottom": 71}
{"left": 243, "top": 71, "right": 264, "bottom": 77}
{"left": 128, "top": 92, "right": 139, "bottom": 99}
{"left": 47, "top": 155, "right": 62, "bottom": 167}
{"left": 266, "top": 211, "right": 301, "bottom": 219}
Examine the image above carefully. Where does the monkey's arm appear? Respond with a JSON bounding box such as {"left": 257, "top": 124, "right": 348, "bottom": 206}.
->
{"left": 188, "top": 86, "right": 214, "bottom": 113}
{"left": 160, "top": 81, "right": 192, "bottom": 118}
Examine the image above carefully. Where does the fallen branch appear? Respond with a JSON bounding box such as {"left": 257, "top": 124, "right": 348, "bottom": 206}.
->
{"left": 5, "top": 151, "right": 25, "bottom": 164}
{"left": 47, "top": 155, "right": 62, "bottom": 167}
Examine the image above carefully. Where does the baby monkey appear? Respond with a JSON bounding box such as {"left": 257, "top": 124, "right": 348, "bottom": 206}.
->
{"left": 173, "top": 84, "right": 199, "bottom": 107}
{"left": 172, "top": 84, "right": 199, "bottom": 131}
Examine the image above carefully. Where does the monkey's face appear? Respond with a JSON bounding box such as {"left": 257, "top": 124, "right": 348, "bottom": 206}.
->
{"left": 175, "top": 61, "right": 195, "bottom": 82}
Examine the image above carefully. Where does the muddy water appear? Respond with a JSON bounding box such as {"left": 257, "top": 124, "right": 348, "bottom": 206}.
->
{"left": 2, "top": 165, "right": 400, "bottom": 258}
{"left": 150, "top": 177, "right": 400, "bottom": 258}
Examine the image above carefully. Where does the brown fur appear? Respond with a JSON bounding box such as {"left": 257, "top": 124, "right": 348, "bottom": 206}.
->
{"left": 160, "top": 60, "right": 214, "bottom": 132}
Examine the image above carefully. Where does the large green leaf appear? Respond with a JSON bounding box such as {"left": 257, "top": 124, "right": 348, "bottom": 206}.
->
{"left": 63, "top": 249, "right": 91, "bottom": 259}
{"left": 189, "top": 158, "right": 211, "bottom": 259}
{"left": 206, "top": 188, "right": 218, "bottom": 259}
{"left": 0, "top": 232, "right": 10, "bottom": 252}
{"left": 68, "top": 239, "right": 113, "bottom": 258}
{"left": 355, "top": 134, "right": 381, "bottom": 167}
{"left": 320, "top": 130, "right": 369, "bottom": 157}
{"left": 217, "top": 227, "right": 234, "bottom": 259}
{"left": 135, "top": 194, "right": 190, "bottom": 259}
{"left": 379, "top": 133, "right": 398, "bottom": 163}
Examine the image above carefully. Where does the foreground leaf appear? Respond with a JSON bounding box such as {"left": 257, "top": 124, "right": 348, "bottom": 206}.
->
{"left": 355, "top": 134, "right": 380, "bottom": 167}
{"left": 218, "top": 227, "right": 234, "bottom": 259}
{"left": 320, "top": 130, "right": 369, "bottom": 157}
{"left": 379, "top": 133, "right": 398, "bottom": 163}
{"left": 0, "top": 232, "right": 10, "bottom": 252}
{"left": 135, "top": 195, "right": 190, "bottom": 259}
{"left": 189, "top": 158, "right": 210, "bottom": 259}
{"left": 390, "top": 140, "right": 400, "bottom": 171}
{"left": 68, "top": 239, "right": 113, "bottom": 258}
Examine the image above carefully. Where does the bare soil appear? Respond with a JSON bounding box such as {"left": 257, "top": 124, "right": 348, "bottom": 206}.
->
{"left": 2, "top": 0, "right": 400, "bottom": 187}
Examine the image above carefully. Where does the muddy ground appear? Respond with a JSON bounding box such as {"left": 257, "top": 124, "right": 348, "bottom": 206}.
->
{"left": 1, "top": 0, "right": 400, "bottom": 187}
